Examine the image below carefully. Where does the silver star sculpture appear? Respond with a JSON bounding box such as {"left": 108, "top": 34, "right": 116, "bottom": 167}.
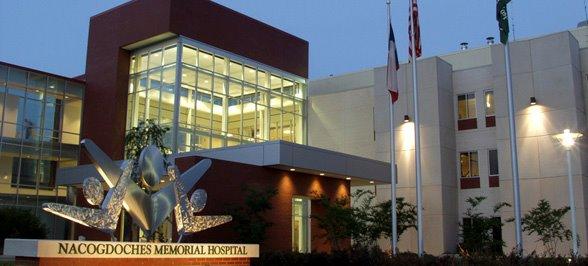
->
{"left": 42, "top": 139, "right": 232, "bottom": 240}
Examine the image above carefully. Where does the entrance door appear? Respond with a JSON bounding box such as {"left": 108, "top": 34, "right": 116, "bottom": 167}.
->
{"left": 292, "top": 196, "right": 310, "bottom": 253}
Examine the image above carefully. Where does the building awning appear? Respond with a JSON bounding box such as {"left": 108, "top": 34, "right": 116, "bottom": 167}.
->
{"left": 57, "top": 141, "right": 391, "bottom": 186}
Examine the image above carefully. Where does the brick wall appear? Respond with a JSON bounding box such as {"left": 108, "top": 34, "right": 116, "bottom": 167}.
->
{"left": 74, "top": 156, "right": 350, "bottom": 253}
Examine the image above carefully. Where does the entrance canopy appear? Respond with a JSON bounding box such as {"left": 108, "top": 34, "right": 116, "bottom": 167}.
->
{"left": 57, "top": 141, "right": 391, "bottom": 186}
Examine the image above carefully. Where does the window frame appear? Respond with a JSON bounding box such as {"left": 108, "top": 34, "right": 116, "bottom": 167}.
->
{"left": 484, "top": 90, "right": 495, "bottom": 117}
{"left": 459, "top": 151, "right": 479, "bottom": 178}
{"left": 292, "top": 196, "right": 311, "bottom": 253}
{"left": 457, "top": 92, "right": 476, "bottom": 121}
{"left": 127, "top": 37, "right": 308, "bottom": 153}
{"left": 488, "top": 149, "right": 499, "bottom": 176}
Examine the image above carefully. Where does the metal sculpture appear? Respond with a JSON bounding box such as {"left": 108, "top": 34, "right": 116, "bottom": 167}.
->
{"left": 43, "top": 161, "right": 133, "bottom": 238}
{"left": 168, "top": 165, "right": 232, "bottom": 242}
{"left": 42, "top": 139, "right": 231, "bottom": 240}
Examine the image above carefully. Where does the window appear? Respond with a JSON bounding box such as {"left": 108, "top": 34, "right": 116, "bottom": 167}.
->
{"left": 484, "top": 91, "right": 494, "bottom": 116}
{"left": 460, "top": 151, "right": 479, "bottom": 178}
{"left": 127, "top": 41, "right": 307, "bottom": 153}
{"left": 292, "top": 197, "right": 310, "bottom": 253}
{"left": 457, "top": 93, "right": 477, "bottom": 130}
{"left": 11, "top": 158, "right": 56, "bottom": 188}
{"left": 458, "top": 93, "right": 476, "bottom": 120}
{"left": 489, "top": 149, "right": 498, "bottom": 176}
{"left": 484, "top": 91, "right": 496, "bottom": 127}
{"left": 162, "top": 46, "right": 177, "bottom": 66}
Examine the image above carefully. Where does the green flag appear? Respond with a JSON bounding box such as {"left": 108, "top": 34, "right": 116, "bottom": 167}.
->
{"left": 496, "top": 0, "right": 511, "bottom": 44}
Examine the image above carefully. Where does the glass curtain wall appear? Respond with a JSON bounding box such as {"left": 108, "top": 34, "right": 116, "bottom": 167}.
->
{"left": 127, "top": 38, "right": 307, "bottom": 153}
{"left": 0, "top": 64, "right": 84, "bottom": 239}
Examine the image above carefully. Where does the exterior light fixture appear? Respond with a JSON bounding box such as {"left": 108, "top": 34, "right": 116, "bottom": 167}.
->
{"left": 289, "top": 168, "right": 295, "bottom": 171}
{"left": 554, "top": 129, "right": 583, "bottom": 256}
{"left": 460, "top": 42, "right": 469, "bottom": 50}
{"left": 319, "top": 173, "right": 325, "bottom": 176}
{"left": 555, "top": 129, "right": 582, "bottom": 150}
{"left": 369, "top": 181, "right": 374, "bottom": 184}
{"left": 345, "top": 177, "right": 351, "bottom": 180}
{"left": 530, "top": 96, "right": 537, "bottom": 105}
{"left": 403, "top": 115, "right": 410, "bottom": 123}
{"left": 486, "top": 37, "right": 495, "bottom": 45}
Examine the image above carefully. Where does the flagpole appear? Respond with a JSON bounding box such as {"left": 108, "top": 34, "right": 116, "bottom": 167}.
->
{"left": 504, "top": 41, "right": 523, "bottom": 255}
{"left": 386, "top": 0, "right": 398, "bottom": 256}
{"left": 498, "top": 0, "right": 523, "bottom": 255}
{"left": 409, "top": 0, "right": 424, "bottom": 257}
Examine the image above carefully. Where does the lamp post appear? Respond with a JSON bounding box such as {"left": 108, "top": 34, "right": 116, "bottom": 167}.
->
{"left": 555, "top": 129, "right": 582, "bottom": 256}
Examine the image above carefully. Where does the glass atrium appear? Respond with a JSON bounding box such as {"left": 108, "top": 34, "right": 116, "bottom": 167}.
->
{"left": 126, "top": 37, "right": 307, "bottom": 153}
{"left": 0, "top": 63, "right": 84, "bottom": 238}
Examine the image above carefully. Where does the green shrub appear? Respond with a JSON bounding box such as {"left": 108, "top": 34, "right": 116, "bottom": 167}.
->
{"left": 520, "top": 199, "right": 571, "bottom": 257}
{"left": 252, "top": 248, "right": 588, "bottom": 266}
{"left": 311, "top": 193, "right": 356, "bottom": 251}
{"left": 0, "top": 207, "right": 47, "bottom": 252}
{"left": 252, "top": 247, "right": 433, "bottom": 266}
{"left": 312, "top": 190, "right": 417, "bottom": 250}
{"left": 230, "top": 186, "right": 277, "bottom": 244}
{"left": 459, "top": 196, "right": 510, "bottom": 256}
{"left": 124, "top": 119, "right": 171, "bottom": 161}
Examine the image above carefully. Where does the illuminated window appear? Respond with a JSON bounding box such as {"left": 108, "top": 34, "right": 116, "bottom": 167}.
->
{"left": 182, "top": 46, "right": 197, "bottom": 66}
{"left": 457, "top": 93, "right": 476, "bottom": 120}
{"left": 292, "top": 196, "right": 310, "bottom": 253}
{"left": 484, "top": 90, "right": 495, "bottom": 127}
{"left": 460, "top": 151, "right": 479, "bottom": 178}
{"left": 198, "top": 51, "right": 214, "bottom": 72}
{"left": 126, "top": 39, "right": 307, "bottom": 153}
{"left": 148, "top": 49, "right": 162, "bottom": 69}
{"left": 162, "top": 45, "right": 177, "bottom": 66}
{"left": 484, "top": 91, "right": 494, "bottom": 116}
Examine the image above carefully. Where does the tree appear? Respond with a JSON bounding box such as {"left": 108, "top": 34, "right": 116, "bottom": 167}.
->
{"left": 520, "top": 199, "right": 571, "bottom": 257}
{"left": 459, "top": 196, "right": 510, "bottom": 256}
{"left": 312, "top": 193, "right": 356, "bottom": 251}
{"left": 124, "top": 119, "right": 171, "bottom": 241}
{"left": 312, "top": 190, "right": 417, "bottom": 250}
{"left": 369, "top": 197, "right": 417, "bottom": 243}
{"left": 124, "top": 119, "right": 171, "bottom": 161}
{"left": 351, "top": 190, "right": 417, "bottom": 248}
{"left": 0, "top": 207, "right": 47, "bottom": 252}
{"left": 230, "top": 186, "right": 278, "bottom": 244}
{"left": 124, "top": 119, "right": 171, "bottom": 189}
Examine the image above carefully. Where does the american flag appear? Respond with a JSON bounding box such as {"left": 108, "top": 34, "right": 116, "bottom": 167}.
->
{"left": 408, "top": 0, "right": 422, "bottom": 58}
{"left": 387, "top": 23, "right": 399, "bottom": 103}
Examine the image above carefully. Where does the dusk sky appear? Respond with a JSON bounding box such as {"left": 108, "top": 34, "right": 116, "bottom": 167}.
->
{"left": 0, "top": 0, "right": 586, "bottom": 79}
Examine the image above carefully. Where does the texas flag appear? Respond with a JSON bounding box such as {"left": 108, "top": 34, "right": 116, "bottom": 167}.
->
{"left": 387, "top": 23, "right": 400, "bottom": 103}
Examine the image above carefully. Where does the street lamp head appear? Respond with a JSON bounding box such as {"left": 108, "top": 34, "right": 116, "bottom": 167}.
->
{"left": 555, "top": 129, "right": 582, "bottom": 149}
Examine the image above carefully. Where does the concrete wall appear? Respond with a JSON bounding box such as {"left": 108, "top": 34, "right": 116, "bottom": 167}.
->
{"left": 308, "top": 58, "right": 459, "bottom": 254}
{"left": 489, "top": 30, "right": 588, "bottom": 255}
{"left": 308, "top": 26, "right": 588, "bottom": 256}
{"left": 371, "top": 57, "right": 457, "bottom": 254}
{"left": 308, "top": 70, "right": 376, "bottom": 159}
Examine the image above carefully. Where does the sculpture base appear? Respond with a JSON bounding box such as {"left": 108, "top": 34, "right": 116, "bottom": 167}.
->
{"left": 3, "top": 239, "right": 258, "bottom": 266}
